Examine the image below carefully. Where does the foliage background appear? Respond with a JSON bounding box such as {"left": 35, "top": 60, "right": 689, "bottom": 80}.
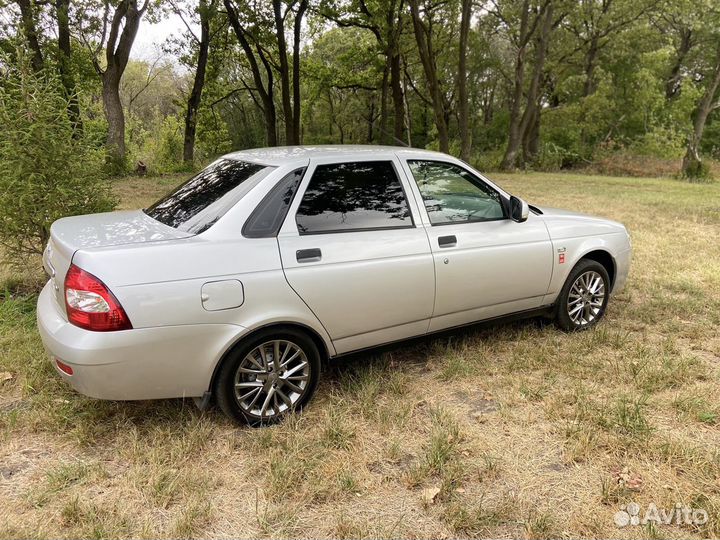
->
{"left": 1, "top": 0, "right": 720, "bottom": 269}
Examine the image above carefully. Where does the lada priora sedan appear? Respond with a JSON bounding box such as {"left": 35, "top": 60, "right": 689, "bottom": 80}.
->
{"left": 37, "top": 146, "right": 631, "bottom": 424}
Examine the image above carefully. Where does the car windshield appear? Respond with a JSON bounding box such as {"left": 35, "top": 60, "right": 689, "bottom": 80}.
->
{"left": 144, "top": 159, "right": 274, "bottom": 234}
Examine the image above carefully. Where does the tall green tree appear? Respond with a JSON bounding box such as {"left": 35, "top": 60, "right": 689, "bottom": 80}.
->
{"left": 320, "top": 0, "right": 406, "bottom": 144}
{"left": 223, "top": 0, "right": 277, "bottom": 146}
{"left": 457, "top": 0, "right": 472, "bottom": 160}
{"left": 682, "top": 42, "right": 720, "bottom": 177}
{"left": 224, "top": 0, "right": 308, "bottom": 146}
{"left": 78, "top": 0, "right": 150, "bottom": 171}
{"left": 408, "top": 0, "right": 455, "bottom": 152}
{"left": 498, "top": 0, "right": 563, "bottom": 170}
{"left": 168, "top": 0, "right": 220, "bottom": 165}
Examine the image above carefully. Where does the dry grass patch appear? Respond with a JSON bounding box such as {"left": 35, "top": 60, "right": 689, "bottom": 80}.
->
{"left": 1, "top": 171, "right": 719, "bottom": 538}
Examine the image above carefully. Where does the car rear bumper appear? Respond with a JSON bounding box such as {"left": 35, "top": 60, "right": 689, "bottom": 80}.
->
{"left": 36, "top": 281, "right": 242, "bottom": 400}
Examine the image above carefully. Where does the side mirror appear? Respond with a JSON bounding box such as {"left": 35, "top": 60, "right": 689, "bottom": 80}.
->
{"left": 510, "top": 196, "right": 529, "bottom": 223}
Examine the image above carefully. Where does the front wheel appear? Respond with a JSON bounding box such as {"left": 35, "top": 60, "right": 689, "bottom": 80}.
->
{"left": 214, "top": 328, "right": 321, "bottom": 425}
{"left": 555, "top": 259, "right": 610, "bottom": 331}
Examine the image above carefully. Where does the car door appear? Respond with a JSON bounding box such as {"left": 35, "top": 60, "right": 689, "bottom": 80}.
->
{"left": 400, "top": 159, "right": 553, "bottom": 332}
{"left": 277, "top": 156, "right": 435, "bottom": 355}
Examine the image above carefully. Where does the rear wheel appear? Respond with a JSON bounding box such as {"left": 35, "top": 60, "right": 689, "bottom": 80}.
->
{"left": 555, "top": 259, "right": 610, "bottom": 331}
{"left": 214, "top": 328, "right": 321, "bottom": 425}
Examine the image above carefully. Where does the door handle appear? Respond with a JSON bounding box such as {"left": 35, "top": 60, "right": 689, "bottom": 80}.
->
{"left": 438, "top": 235, "right": 457, "bottom": 248}
{"left": 296, "top": 248, "right": 322, "bottom": 263}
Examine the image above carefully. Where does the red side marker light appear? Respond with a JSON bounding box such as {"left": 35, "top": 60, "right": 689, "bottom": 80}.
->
{"left": 55, "top": 358, "right": 74, "bottom": 375}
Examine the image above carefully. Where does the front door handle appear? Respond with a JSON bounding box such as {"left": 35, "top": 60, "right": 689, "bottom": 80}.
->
{"left": 438, "top": 235, "right": 457, "bottom": 248}
{"left": 296, "top": 248, "right": 322, "bottom": 263}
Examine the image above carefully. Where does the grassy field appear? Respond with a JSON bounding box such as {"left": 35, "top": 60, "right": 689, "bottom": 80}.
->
{"left": 1, "top": 171, "right": 719, "bottom": 539}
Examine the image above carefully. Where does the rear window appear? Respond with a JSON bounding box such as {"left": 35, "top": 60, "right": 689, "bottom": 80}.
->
{"left": 144, "top": 159, "right": 274, "bottom": 233}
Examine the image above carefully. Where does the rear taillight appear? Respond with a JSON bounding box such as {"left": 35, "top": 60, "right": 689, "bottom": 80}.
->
{"left": 64, "top": 264, "right": 132, "bottom": 331}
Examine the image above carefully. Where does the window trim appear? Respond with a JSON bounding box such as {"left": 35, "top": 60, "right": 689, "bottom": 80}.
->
{"left": 407, "top": 159, "right": 509, "bottom": 226}
{"left": 294, "top": 159, "right": 416, "bottom": 236}
{"left": 242, "top": 167, "right": 306, "bottom": 238}
{"left": 295, "top": 224, "right": 416, "bottom": 236}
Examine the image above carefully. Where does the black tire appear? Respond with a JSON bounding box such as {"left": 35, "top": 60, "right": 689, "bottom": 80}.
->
{"left": 214, "top": 327, "right": 321, "bottom": 426}
{"left": 555, "top": 259, "right": 610, "bottom": 331}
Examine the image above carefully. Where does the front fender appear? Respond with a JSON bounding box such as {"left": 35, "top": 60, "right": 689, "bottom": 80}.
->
{"left": 542, "top": 232, "right": 630, "bottom": 305}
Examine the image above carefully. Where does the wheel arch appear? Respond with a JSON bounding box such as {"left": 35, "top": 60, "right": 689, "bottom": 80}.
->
{"left": 206, "top": 321, "right": 331, "bottom": 396}
{"left": 580, "top": 249, "right": 616, "bottom": 290}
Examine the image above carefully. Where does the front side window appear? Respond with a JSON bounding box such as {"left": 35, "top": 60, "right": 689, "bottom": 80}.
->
{"left": 407, "top": 160, "right": 505, "bottom": 225}
{"left": 145, "top": 159, "right": 274, "bottom": 234}
{"left": 295, "top": 161, "right": 412, "bottom": 234}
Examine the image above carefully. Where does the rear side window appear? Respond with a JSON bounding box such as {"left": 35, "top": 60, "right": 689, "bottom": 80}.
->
{"left": 145, "top": 159, "right": 274, "bottom": 234}
{"left": 295, "top": 161, "right": 412, "bottom": 234}
{"left": 243, "top": 168, "right": 305, "bottom": 238}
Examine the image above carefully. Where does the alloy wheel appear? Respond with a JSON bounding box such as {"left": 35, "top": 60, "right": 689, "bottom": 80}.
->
{"left": 233, "top": 339, "right": 310, "bottom": 419}
{"left": 566, "top": 270, "right": 606, "bottom": 327}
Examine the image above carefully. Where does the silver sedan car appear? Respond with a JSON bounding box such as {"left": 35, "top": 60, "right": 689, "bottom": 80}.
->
{"left": 37, "top": 146, "right": 631, "bottom": 424}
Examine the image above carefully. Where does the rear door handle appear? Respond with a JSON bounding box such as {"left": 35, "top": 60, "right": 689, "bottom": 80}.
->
{"left": 438, "top": 235, "right": 457, "bottom": 248}
{"left": 296, "top": 248, "right": 322, "bottom": 263}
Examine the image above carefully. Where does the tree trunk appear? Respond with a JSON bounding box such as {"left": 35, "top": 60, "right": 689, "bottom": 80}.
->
{"left": 16, "top": 0, "right": 43, "bottom": 73}
{"left": 264, "top": 98, "right": 278, "bottom": 146}
{"left": 582, "top": 35, "right": 599, "bottom": 97}
{"left": 379, "top": 60, "right": 390, "bottom": 144}
{"left": 55, "top": 0, "right": 81, "bottom": 132}
{"left": 273, "top": 0, "right": 294, "bottom": 144}
{"left": 326, "top": 90, "right": 335, "bottom": 139}
{"left": 292, "top": 0, "right": 307, "bottom": 144}
{"left": 408, "top": 0, "right": 449, "bottom": 153}
{"left": 385, "top": 0, "right": 404, "bottom": 143}
{"left": 666, "top": 28, "right": 693, "bottom": 100}
{"left": 183, "top": 0, "right": 212, "bottom": 165}
{"left": 482, "top": 84, "right": 495, "bottom": 124}
{"left": 522, "top": 106, "right": 541, "bottom": 162}
{"left": 390, "top": 51, "right": 404, "bottom": 143}
{"left": 403, "top": 67, "right": 413, "bottom": 146}
{"left": 225, "top": 0, "right": 277, "bottom": 146}
{"left": 97, "top": 0, "right": 147, "bottom": 172}
{"left": 519, "top": 4, "right": 553, "bottom": 164}
{"left": 682, "top": 49, "right": 720, "bottom": 178}
{"left": 500, "top": 0, "right": 530, "bottom": 170}
{"left": 102, "top": 70, "right": 125, "bottom": 169}
{"left": 458, "top": 0, "right": 472, "bottom": 161}
{"left": 501, "top": 0, "right": 554, "bottom": 170}
{"left": 367, "top": 99, "right": 375, "bottom": 142}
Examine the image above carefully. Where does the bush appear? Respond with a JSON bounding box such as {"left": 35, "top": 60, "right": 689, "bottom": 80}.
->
{"left": 534, "top": 142, "right": 583, "bottom": 171}
{"left": 0, "top": 57, "right": 116, "bottom": 271}
{"left": 472, "top": 147, "right": 505, "bottom": 172}
{"left": 628, "top": 127, "right": 685, "bottom": 159}
{"left": 681, "top": 157, "right": 712, "bottom": 182}
{"left": 129, "top": 112, "right": 189, "bottom": 174}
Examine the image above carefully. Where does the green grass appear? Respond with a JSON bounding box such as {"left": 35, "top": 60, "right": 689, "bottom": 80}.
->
{"left": 1, "top": 170, "right": 719, "bottom": 538}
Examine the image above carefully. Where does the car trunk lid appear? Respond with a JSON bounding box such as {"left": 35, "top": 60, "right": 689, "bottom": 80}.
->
{"left": 43, "top": 210, "right": 191, "bottom": 313}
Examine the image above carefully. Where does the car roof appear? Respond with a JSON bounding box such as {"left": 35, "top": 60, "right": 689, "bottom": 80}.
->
{"left": 223, "top": 145, "right": 452, "bottom": 167}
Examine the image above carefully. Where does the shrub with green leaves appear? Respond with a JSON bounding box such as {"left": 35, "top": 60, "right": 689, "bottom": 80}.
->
{"left": 0, "top": 59, "right": 116, "bottom": 271}
{"left": 130, "top": 113, "right": 187, "bottom": 174}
